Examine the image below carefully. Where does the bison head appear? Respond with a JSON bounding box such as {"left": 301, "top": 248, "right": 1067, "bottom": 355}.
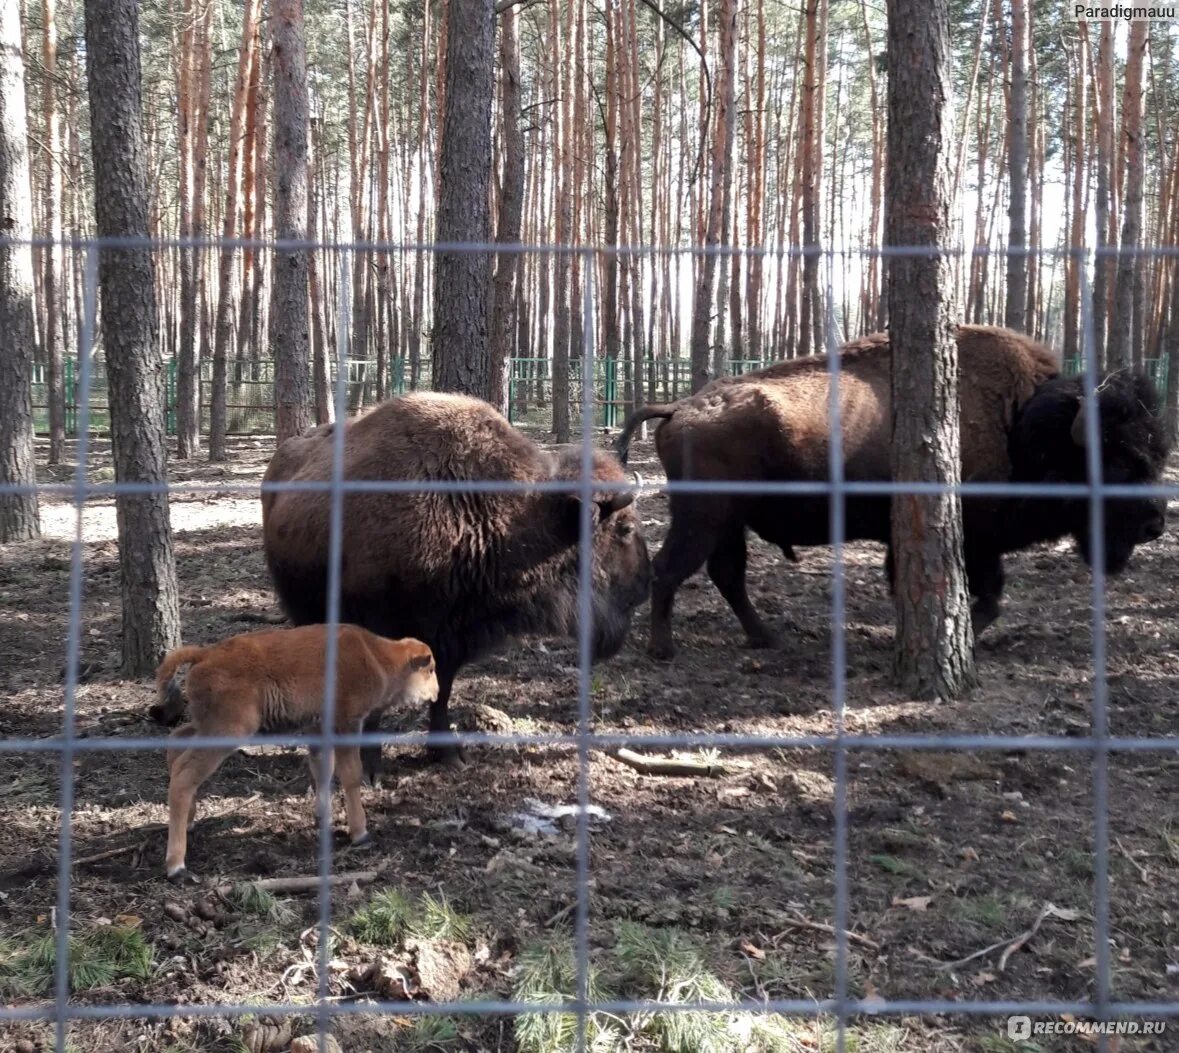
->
{"left": 548, "top": 449, "right": 652, "bottom": 660}
{"left": 1009, "top": 370, "right": 1169, "bottom": 574}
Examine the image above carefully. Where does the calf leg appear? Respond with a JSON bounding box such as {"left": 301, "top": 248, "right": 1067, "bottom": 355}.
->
{"left": 333, "top": 746, "right": 371, "bottom": 846}
{"left": 166, "top": 724, "right": 200, "bottom": 829}
{"left": 706, "top": 528, "right": 775, "bottom": 648}
{"left": 165, "top": 741, "right": 234, "bottom": 881}
{"left": 307, "top": 745, "right": 335, "bottom": 803}
{"left": 649, "top": 500, "right": 732, "bottom": 660}
{"left": 966, "top": 549, "right": 1005, "bottom": 637}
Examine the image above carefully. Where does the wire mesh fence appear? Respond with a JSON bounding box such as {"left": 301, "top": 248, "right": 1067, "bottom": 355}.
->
{"left": 2, "top": 237, "right": 1179, "bottom": 1053}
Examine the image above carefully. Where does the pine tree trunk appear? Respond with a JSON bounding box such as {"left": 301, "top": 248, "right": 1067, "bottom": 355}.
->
{"left": 887, "top": 0, "right": 976, "bottom": 699}
{"left": 270, "top": 0, "right": 313, "bottom": 442}
{"left": 0, "top": 0, "right": 41, "bottom": 541}
{"left": 1004, "top": 0, "right": 1027, "bottom": 331}
{"left": 40, "top": 0, "right": 66, "bottom": 464}
{"left": 1108, "top": 22, "right": 1147, "bottom": 370}
{"left": 1092, "top": 22, "right": 1114, "bottom": 367}
{"left": 689, "top": 0, "right": 736, "bottom": 392}
{"left": 431, "top": 0, "right": 495, "bottom": 399}
{"left": 84, "top": 0, "right": 181, "bottom": 676}
{"left": 208, "top": 0, "right": 263, "bottom": 460}
{"left": 488, "top": 1, "right": 523, "bottom": 414}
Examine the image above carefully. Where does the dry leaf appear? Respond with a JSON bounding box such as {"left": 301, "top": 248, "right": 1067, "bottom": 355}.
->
{"left": 1045, "top": 905, "right": 1080, "bottom": 922}
{"left": 740, "top": 940, "right": 765, "bottom": 960}
{"left": 960, "top": 846, "right": 980, "bottom": 862}
{"left": 892, "top": 895, "right": 932, "bottom": 912}
{"left": 970, "top": 970, "right": 997, "bottom": 986}
{"left": 1000, "top": 810, "right": 1019, "bottom": 823}
{"left": 1078, "top": 955, "right": 1097, "bottom": 969}
{"left": 113, "top": 914, "right": 142, "bottom": 929}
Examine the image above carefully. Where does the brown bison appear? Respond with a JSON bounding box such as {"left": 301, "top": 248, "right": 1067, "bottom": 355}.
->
{"left": 616, "top": 325, "right": 1168, "bottom": 659}
{"left": 262, "top": 392, "right": 651, "bottom": 774}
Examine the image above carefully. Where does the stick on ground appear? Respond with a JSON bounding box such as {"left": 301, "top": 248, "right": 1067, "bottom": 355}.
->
{"left": 605, "top": 747, "right": 727, "bottom": 777}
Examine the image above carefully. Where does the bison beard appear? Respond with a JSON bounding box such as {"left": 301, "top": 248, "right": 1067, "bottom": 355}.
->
{"left": 617, "top": 326, "right": 1168, "bottom": 659}
{"left": 261, "top": 392, "right": 651, "bottom": 777}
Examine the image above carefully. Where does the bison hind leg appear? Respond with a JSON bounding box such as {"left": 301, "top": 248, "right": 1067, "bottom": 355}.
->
{"left": 707, "top": 529, "right": 776, "bottom": 650}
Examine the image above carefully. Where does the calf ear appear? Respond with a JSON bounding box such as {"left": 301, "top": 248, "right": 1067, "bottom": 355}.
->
{"left": 409, "top": 652, "right": 433, "bottom": 671}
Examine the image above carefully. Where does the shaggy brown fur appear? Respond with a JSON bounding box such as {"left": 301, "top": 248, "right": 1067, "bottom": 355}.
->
{"left": 157, "top": 624, "right": 437, "bottom": 880}
{"left": 261, "top": 392, "right": 650, "bottom": 774}
{"left": 616, "top": 325, "right": 1168, "bottom": 659}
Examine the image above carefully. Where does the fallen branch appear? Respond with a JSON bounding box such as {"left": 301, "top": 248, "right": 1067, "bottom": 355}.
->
{"left": 932, "top": 902, "right": 1079, "bottom": 972}
{"left": 72, "top": 824, "right": 167, "bottom": 867}
{"left": 774, "top": 911, "right": 881, "bottom": 952}
{"left": 1115, "top": 836, "right": 1153, "bottom": 885}
{"left": 244, "top": 871, "right": 378, "bottom": 894}
{"left": 605, "top": 747, "right": 726, "bottom": 778}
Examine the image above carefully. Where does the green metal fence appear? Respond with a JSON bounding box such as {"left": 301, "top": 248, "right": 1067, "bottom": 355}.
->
{"left": 1062, "top": 355, "right": 1168, "bottom": 397}
{"left": 33, "top": 354, "right": 782, "bottom": 438}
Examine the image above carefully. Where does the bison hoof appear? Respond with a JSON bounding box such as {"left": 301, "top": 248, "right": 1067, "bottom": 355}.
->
{"left": 743, "top": 632, "right": 776, "bottom": 650}
{"left": 427, "top": 744, "right": 467, "bottom": 768}
{"left": 648, "top": 640, "right": 676, "bottom": 662}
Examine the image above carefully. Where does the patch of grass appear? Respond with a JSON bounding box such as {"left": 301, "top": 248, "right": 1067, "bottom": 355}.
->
{"left": 512, "top": 937, "right": 619, "bottom": 1053}
{"left": 952, "top": 894, "right": 1007, "bottom": 933}
{"left": 232, "top": 882, "right": 296, "bottom": 924}
{"left": 403, "top": 1014, "right": 462, "bottom": 1050}
{"left": 0, "top": 924, "right": 154, "bottom": 998}
{"left": 711, "top": 885, "right": 737, "bottom": 911}
{"left": 868, "top": 854, "right": 922, "bottom": 879}
{"left": 1158, "top": 821, "right": 1179, "bottom": 865}
{"left": 1061, "top": 847, "right": 1093, "bottom": 880}
{"left": 348, "top": 887, "right": 473, "bottom": 947}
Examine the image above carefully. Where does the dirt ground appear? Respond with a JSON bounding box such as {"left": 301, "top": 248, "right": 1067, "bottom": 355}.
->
{"left": 1, "top": 433, "right": 1178, "bottom": 1053}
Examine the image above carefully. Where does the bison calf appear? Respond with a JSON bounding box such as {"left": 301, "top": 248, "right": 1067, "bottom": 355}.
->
{"left": 156, "top": 624, "right": 437, "bottom": 881}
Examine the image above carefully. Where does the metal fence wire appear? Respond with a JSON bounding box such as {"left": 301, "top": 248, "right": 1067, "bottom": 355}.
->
{"left": 2, "top": 237, "right": 1179, "bottom": 1053}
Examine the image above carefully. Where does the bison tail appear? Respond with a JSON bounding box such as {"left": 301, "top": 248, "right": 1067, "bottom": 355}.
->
{"left": 150, "top": 645, "right": 207, "bottom": 726}
{"left": 615, "top": 404, "right": 677, "bottom": 465}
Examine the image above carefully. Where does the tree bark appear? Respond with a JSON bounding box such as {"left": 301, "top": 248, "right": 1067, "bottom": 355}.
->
{"left": 208, "top": 0, "right": 263, "bottom": 460}
{"left": 431, "top": 0, "right": 495, "bottom": 399}
{"left": 1004, "top": 0, "right": 1027, "bottom": 331}
{"left": 689, "top": 0, "right": 736, "bottom": 393}
{"left": 270, "top": 0, "right": 314, "bottom": 442}
{"left": 84, "top": 0, "right": 181, "bottom": 676}
{"left": 0, "top": 0, "right": 41, "bottom": 541}
{"left": 1092, "top": 21, "right": 1115, "bottom": 367}
{"left": 886, "top": 0, "right": 976, "bottom": 699}
{"left": 1107, "top": 22, "right": 1148, "bottom": 371}
{"left": 40, "top": 0, "right": 66, "bottom": 464}
{"left": 488, "top": 1, "right": 523, "bottom": 414}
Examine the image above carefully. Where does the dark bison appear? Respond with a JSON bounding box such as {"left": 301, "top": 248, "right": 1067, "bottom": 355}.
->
{"left": 616, "top": 325, "right": 1168, "bottom": 659}
{"left": 262, "top": 392, "right": 651, "bottom": 774}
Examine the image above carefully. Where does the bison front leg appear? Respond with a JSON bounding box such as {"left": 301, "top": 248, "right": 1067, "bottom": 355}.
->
{"left": 425, "top": 670, "right": 460, "bottom": 766}
{"left": 707, "top": 528, "right": 775, "bottom": 649}
{"left": 965, "top": 549, "right": 1005, "bottom": 638}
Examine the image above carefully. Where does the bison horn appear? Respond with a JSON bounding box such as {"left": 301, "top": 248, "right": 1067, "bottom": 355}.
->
{"left": 631, "top": 471, "right": 644, "bottom": 494}
{"left": 1070, "top": 400, "right": 1089, "bottom": 448}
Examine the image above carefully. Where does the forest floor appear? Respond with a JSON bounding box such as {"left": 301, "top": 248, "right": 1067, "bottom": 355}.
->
{"left": 1, "top": 434, "right": 1178, "bottom": 1053}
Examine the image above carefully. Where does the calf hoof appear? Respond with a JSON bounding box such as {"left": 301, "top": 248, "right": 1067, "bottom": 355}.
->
{"left": 165, "top": 866, "right": 199, "bottom": 885}
{"left": 350, "top": 831, "right": 374, "bottom": 850}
